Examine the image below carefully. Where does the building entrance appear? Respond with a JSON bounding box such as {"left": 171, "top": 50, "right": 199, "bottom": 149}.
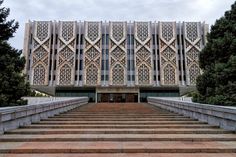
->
{"left": 98, "top": 93, "right": 138, "bottom": 103}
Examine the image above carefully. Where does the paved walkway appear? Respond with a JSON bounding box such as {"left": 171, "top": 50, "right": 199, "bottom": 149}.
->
{"left": 0, "top": 103, "right": 236, "bottom": 157}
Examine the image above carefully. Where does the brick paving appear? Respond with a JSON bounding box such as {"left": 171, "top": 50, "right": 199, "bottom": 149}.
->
{"left": 0, "top": 103, "right": 236, "bottom": 157}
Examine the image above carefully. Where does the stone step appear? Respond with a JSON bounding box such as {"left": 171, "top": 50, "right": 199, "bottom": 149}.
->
{"left": 45, "top": 118, "right": 193, "bottom": 121}
{"left": 49, "top": 116, "right": 189, "bottom": 119}
{"left": 56, "top": 113, "right": 182, "bottom": 116}
{"left": 53, "top": 115, "right": 186, "bottom": 118}
{"left": 1, "top": 141, "right": 236, "bottom": 153}
{"left": 66, "top": 111, "right": 172, "bottom": 113}
{"left": 1, "top": 153, "right": 236, "bottom": 157}
{"left": 22, "top": 124, "right": 217, "bottom": 129}
{"left": 1, "top": 134, "right": 236, "bottom": 142}
{"left": 36, "top": 121, "right": 206, "bottom": 125}
{"left": 63, "top": 113, "right": 177, "bottom": 116}
{"left": 6, "top": 128, "right": 231, "bottom": 134}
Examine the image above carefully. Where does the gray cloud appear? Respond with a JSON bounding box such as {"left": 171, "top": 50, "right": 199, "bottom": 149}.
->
{"left": 2, "top": 0, "right": 235, "bottom": 49}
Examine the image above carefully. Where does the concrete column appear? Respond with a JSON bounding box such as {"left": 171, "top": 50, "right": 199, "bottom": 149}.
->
{"left": 138, "top": 89, "right": 140, "bottom": 103}
{"left": 95, "top": 88, "right": 98, "bottom": 103}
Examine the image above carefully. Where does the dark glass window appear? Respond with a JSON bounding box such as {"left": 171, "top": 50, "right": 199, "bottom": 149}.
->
{"left": 30, "top": 34, "right": 33, "bottom": 44}
{"left": 105, "top": 75, "right": 109, "bottom": 81}
{"left": 80, "top": 34, "right": 83, "bottom": 44}
{"left": 131, "top": 59, "right": 135, "bottom": 70}
{"left": 28, "top": 60, "right": 30, "bottom": 70}
{"left": 157, "top": 60, "right": 160, "bottom": 70}
{"left": 178, "top": 60, "right": 181, "bottom": 71}
{"left": 51, "top": 34, "right": 53, "bottom": 45}
{"left": 127, "top": 35, "right": 130, "bottom": 45}
{"left": 106, "top": 59, "right": 109, "bottom": 70}
{"left": 49, "top": 60, "right": 52, "bottom": 71}
{"left": 75, "top": 60, "right": 78, "bottom": 70}
{"left": 127, "top": 49, "right": 130, "bottom": 56}
{"left": 76, "top": 34, "right": 79, "bottom": 45}
{"left": 106, "top": 34, "right": 109, "bottom": 45}
{"left": 54, "top": 60, "right": 56, "bottom": 70}
{"left": 131, "top": 35, "right": 134, "bottom": 45}
{"left": 102, "top": 34, "right": 105, "bottom": 45}
{"left": 156, "top": 35, "right": 159, "bottom": 45}
{"left": 102, "top": 60, "right": 105, "bottom": 70}
{"left": 55, "top": 34, "right": 58, "bottom": 44}
{"left": 79, "top": 60, "right": 83, "bottom": 70}
{"left": 127, "top": 59, "right": 130, "bottom": 71}
{"left": 128, "top": 75, "right": 131, "bottom": 81}
{"left": 132, "top": 75, "right": 135, "bottom": 81}
{"left": 181, "top": 35, "right": 184, "bottom": 46}
{"left": 106, "top": 49, "right": 109, "bottom": 56}
{"left": 102, "top": 49, "right": 105, "bottom": 57}
{"left": 152, "top": 34, "right": 155, "bottom": 45}
{"left": 177, "top": 35, "right": 180, "bottom": 45}
{"left": 153, "top": 60, "right": 156, "bottom": 70}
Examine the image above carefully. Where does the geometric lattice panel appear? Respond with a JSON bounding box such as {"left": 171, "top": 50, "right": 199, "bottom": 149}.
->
{"left": 56, "top": 21, "right": 76, "bottom": 85}
{"left": 184, "top": 22, "right": 201, "bottom": 85}
{"left": 109, "top": 22, "right": 127, "bottom": 85}
{"left": 134, "top": 22, "right": 152, "bottom": 85}
{"left": 83, "top": 22, "right": 102, "bottom": 86}
{"left": 159, "top": 22, "right": 178, "bottom": 85}
{"left": 31, "top": 21, "right": 51, "bottom": 85}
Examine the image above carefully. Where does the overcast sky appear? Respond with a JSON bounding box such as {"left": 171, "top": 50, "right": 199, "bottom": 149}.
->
{"left": 2, "top": 0, "right": 235, "bottom": 49}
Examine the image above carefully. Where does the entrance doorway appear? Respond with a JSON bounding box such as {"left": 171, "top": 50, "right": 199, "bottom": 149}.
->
{"left": 98, "top": 93, "right": 138, "bottom": 103}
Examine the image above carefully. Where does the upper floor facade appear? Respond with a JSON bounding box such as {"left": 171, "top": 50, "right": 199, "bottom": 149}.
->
{"left": 23, "top": 21, "right": 209, "bottom": 88}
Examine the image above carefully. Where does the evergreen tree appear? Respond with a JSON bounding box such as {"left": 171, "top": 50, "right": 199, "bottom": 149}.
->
{"left": 0, "top": 0, "right": 30, "bottom": 106}
{"left": 193, "top": 1, "right": 236, "bottom": 106}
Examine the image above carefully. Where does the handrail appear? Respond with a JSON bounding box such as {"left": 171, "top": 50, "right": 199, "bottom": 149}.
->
{"left": 0, "top": 97, "right": 88, "bottom": 134}
{"left": 148, "top": 97, "right": 236, "bottom": 131}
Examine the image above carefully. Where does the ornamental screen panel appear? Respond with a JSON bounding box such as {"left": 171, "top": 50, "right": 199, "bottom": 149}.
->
{"left": 56, "top": 21, "right": 76, "bottom": 86}
{"left": 134, "top": 22, "right": 152, "bottom": 85}
{"left": 83, "top": 22, "right": 102, "bottom": 86}
{"left": 109, "top": 22, "right": 127, "bottom": 86}
{"left": 158, "top": 22, "right": 178, "bottom": 85}
{"left": 183, "top": 22, "right": 201, "bottom": 85}
{"left": 31, "top": 21, "right": 51, "bottom": 85}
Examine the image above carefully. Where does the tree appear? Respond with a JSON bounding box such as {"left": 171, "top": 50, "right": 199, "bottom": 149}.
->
{"left": 193, "top": 1, "right": 236, "bottom": 106}
{"left": 0, "top": 0, "right": 30, "bottom": 106}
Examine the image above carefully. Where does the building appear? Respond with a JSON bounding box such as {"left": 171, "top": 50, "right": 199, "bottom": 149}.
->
{"left": 23, "top": 21, "right": 208, "bottom": 102}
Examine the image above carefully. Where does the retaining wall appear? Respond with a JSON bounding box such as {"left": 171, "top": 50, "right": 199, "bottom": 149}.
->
{"left": 148, "top": 97, "right": 236, "bottom": 131}
{"left": 0, "top": 97, "right": 88, "bottom": 134}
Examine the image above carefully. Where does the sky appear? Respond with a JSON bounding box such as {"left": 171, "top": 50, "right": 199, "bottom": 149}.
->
{"left": 2, "top": 0, "right": 235, "bottom": 49}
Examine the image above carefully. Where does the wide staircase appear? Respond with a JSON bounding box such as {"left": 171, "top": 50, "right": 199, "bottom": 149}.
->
{"left": 1, "top": 103, "right": 236, "bottom": 157}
